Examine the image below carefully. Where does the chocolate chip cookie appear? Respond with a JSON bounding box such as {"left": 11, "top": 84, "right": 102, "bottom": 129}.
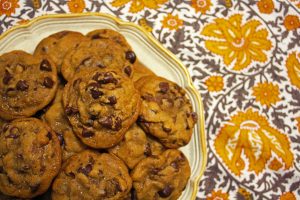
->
{"left": 132, "top": 60, "right": 155, "bottom": 82}
{"left": 109, "top": 124, "right": 165, "bottom": 169}
{"left": 0, "top": 51, "right": 58, "bottom": 120}
{"left": 131, "top": 149, "right": 190, "bottom": 200}
{"left": 136, "top": 76, "right": 197, "bottom": 148}
{"left": 52, "top": 150, "right": 132, "bottom": 200}
{"left": 43, "top": 102, "right": 87, "bottom": 161}
{"left": 0, "top": 118, "right": 62, "bottom": 198}
{"left": 61, "top": 38, "right": 134, "bottom": 81}
{"left": 86, "top": 29, "right": 132, "bottom": 52}
{"left": 34, "top": 31, "right": 88, "bottom": 73}
{"left": 63, "top": 67, "right": 141, "bottom": 148}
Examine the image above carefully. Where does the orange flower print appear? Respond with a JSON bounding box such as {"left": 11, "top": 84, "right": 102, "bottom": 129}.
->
{"left": 280, "top": 192, "right": 296, "bottom": 200}
{"left": 214, "top": 109, "right": 293, "bottom": 176}
{"left": 237, "top": 188, "right": 252, "bottom": 199}
{"left": 286, "top": 52, "right": 300, "bottom": 89}
{"left": 0, "top": 0, "right": 19, "bottom": 16}
{"left": 201, "top": 14, "right": 272, "bottom": 71}
{"left": 284, "top": 15, "right": 300, "bottom": 31}
{"left": 257, "top": 0, "right": 274, "bottom": 14}
{"left": 161, "top": 14, "right": 183, "bottom": 31}
{"left": 252, "top": 82, "right": 280, "bottom": 107}
{"left": 296, "top": 117, "right": 300, "bottom": 132}
{"left": 205, "top": 76, "right": 224, "bottom": 92}
{"left": 207, "top": 190, "right": 229, "bottom": 200}
{"left": 268, "top": 158, "right": 283, "bottom": 170}
{"left": 67, "top": 0, "right": 85, "bottom": 13}
{"left": 17, "top": 19, "right": 30, "bottom": 25}
{"left": 111, "top": 0, "right": 168, "bottom": 13}
{"left": 138, "top": 18, "right": 153, "bottom": 32}
{"left": 191, "top": 0, "right": 211, "bottom": 14}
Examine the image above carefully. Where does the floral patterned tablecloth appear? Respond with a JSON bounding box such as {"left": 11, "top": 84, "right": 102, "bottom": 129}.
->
{"left": 1, "top": 0, "right": 300, "bottom": 199}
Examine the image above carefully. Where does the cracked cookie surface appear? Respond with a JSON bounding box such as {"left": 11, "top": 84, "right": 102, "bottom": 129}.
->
{"left": 0, "top": 118, "right": 61, "bottom": 198}
{"left": 109, "top": 123, "right": 165, "bottom": 169}
{"left": 63, "top": 67, "right": 141, "bottom": 148}
{"left": 52, "top": 150, "right": 132, "bottom": 200}
{"left": 131, "top": 149, "right": 190, "bottom": 200}
{"left": 136, "top": 76, "right": 197, "bottom": 148}
{"left": 0, "top": 51, "right": 58, "bottom": 120}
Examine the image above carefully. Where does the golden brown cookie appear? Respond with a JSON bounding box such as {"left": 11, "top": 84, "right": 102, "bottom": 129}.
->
{"left": 132, "top": 60, "right": 156, "bottom": 82}
{"left": 43, "top": 102, "right": 87, "bottom": 161}
{"left": 62, "top": 67, "right": 141, "bottom": 148}
{"left": 86, "top": 29, "right": 132, "bottom": 52}
{"left": 0, "top": 51, "right": 58, "bottom": 120}
{"left": 136, "top": 76, "right": 197, "bottom": 148}
{"left": 131, "top": 149, "right": 191, "bottom": 200}
{"left": 0, "top": 118, "right": 61, "bottom": 198}
{"left": 61, "top": 38, "right": 134, "bottom": 81}
{"left": 52, "top": 150, "right": 132, "bottom": 200}
{"left": 34, "top": 31, "right": 88, "bottom": 73}
{"left": 109, "top": 124, "right": 165, "bottom": 169}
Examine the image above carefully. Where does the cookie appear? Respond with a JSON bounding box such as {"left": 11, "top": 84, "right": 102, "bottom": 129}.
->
{"left": 131, "top": 149, "right": 191, "bottom": 200}
{"left": 34, "top": 31, "right": 88, "bottom": 73}
{"left": 0, "top": 118, "right": 61, "bottom": 198}
{"left": 132, "top": 60, "right": 155, "bottom": 82}
{"left": 61, "top": 38, "right": 134, "bottom": 81}
{"left": 43, "top": 102, "right": 87, "bottom": 161}
{"left": 86, "top": 29, "right": 132, "bottom": 52}
{"left": 136, "top": 76, "right": 197, "bottom": 148}
{"left": 109, "top": 123, "right": 165, "bottom": 169}
{"left": 62, "top": 67, "right": 141, "bottom": 148}
{"left": 0, "top": 50, "right": 58, "bottom": 120}
{"left": 52, "top": 150, "right": 132, "bottom": 200}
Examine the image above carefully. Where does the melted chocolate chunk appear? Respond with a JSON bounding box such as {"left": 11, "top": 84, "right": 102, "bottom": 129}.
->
{"left": 158, "top": 185, "right": 174, "bottom": 198}
{"left": 191, "top": 112, "right": 198, "bottom": 122}
{"left": 162, "top": 126, "right": 172, "bottom": 133}
{"left": 82, "top": 128, "right": 95, "bottom": 138}
{"left": 98, "top": 72, "right": 118, "bottom": 84}
{"left": 108, "top": 96, "right": 117, "bottom": 105}
{"left": 99, "top": 116, "right": 122, "bottom": 131}
{"left": 40, "top": 59, "right": 52, "bottom": 71}
{"left": 124, "top": 66, "right": 132, "bottom": 76}
{"left": 65, "top": 106, "right": 79, "bottom": 116}
{"left": 170, "top": 161, "right": 179, "bottom": 171}
{"left": 125, "top": 51, "right": 136, "bottom": 64}
{"left": 150, "top": 168, "right": 160, "bottom": 175}
{"left": 68, "top": 172, "right": 75, "bottom": 179}
{"left": 77, "top": 163, "right": 93, "bottom": 176}
{"left": 159, "top": 82, "right": 169, "bottom": 93}
{"left": 43, "top": 77, "right": 54, "bottom": 88}
{"left": 46, "top": 132, "right": 52, "bottom": 140}
{"left": 16, "top": 80, "right": 29, "bottom": 91}
{"left": 30, "top": 183, "right": 40, "bottom": 193}
{"left": 3, "top": 70, "right": 12, "bottom": 84}
{"left": 144, "top": 143, "right": 152, "bottom": 156}
{"left": 91, "top": 34, "right": 104, "bottom": 40}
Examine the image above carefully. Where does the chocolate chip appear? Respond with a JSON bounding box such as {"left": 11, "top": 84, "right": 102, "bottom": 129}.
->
{"left": 159, "top": 82, "right": 169, "bottom": 93}
{"left": 16, "top": 80, "right": 29, "bottom": 91}
{"left": 158, "top": 185, "right": 173, "bottom": 198}
{"left": 91, "top": 34, "right": 103, "bottom": 40}
{"left": 3, "top": 70, "right": 12, "bottom": 84}
{"left": 0, "top": 166, "right": 4, "bottom": 173}
{"left": 17, "top": 154, "right": 23, "bottom": 159}
{"left": 124, "top": 66, "right": 132, "bottom": 76}
{"left": 125, "top": 51, "right": 136, "bottom": 64}
{"left": 99, "top": 116, "right": 112, "bottom": 128}
{"left": 162, "top": 126, "right": 172, "bottom": 133}
{"left": 144, "top": 143, "right": 152, "bottom": 156}
{"left": 171, "top": 161, "right": 179, "bottom": 171}
{"left": 65, "top": 106, "right": 78, "bottom": 115}
{"left": 98, "top": 72, "right": 118, "bottom": 84}
{"left": 90, "top": 89, "right": 103, "bottom": 99}
{"left": 108, "top": 96, "right": 117, "bottom": 105}
{"left": 30, "top": 183, "right": 40, "bottom": 193}
{"left": 82, "top": 128, "right": 95, "bottom": 137}
{"left": 95, "top": 61, "right": 105, "bottom": 68}
{"left": 92, "top": 72, "right": 101, "bottom": 81}
{"left": 40, "top": 59, "right": 52, "bottom": 71}
{"left": 46, "top": 132, "right": 52, "bottom": 140}
{"left": 191, "top": 112, "right": 198, "bottom": 122}
{"left": 99, "top": 116, "right": 122, "bottom": 131}
{"left": 151, "top": 168, "right": 160, "bottom": 175}
{"left": 77, "top": 163, "right": 93, "bottom": 176}
{"left": 43, "top": 77, "right": 54, "bottom": 88}
{"left": 68, "top": 172, "right": 75, "bottom": 178}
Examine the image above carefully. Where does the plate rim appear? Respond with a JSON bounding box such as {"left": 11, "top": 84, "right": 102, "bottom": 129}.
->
{"left": 0, "top": 12, "right": 207, "bottom": 199}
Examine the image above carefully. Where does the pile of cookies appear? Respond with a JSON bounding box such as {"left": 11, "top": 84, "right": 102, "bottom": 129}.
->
{"left": 0, "top": 30, "right": 197, "bottom": 200}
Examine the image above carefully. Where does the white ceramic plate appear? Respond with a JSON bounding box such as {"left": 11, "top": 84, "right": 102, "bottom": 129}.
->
{"left": 0, "top": 13, "right": 207, "bottom": 200}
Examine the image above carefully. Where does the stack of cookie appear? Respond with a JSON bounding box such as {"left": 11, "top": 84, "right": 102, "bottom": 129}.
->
{"left": 0, "top": 30, "right": 197, "bottom": 200}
